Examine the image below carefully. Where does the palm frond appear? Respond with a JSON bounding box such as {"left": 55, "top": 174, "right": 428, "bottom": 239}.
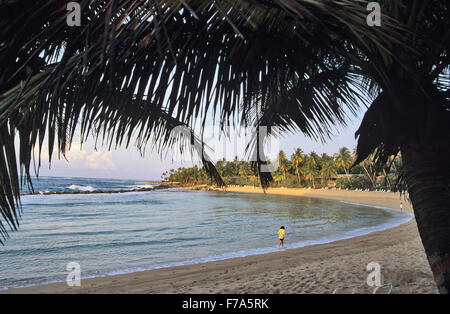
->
{"left": 0, "top": 0, "right": 420, "bottom": 241}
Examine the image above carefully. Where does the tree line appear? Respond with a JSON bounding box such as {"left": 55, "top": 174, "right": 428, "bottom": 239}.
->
{"left": 161, "top": 147, "right": 402, "bottom": 191}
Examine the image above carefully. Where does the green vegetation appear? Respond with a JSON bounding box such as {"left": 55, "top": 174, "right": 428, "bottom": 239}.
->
{"left": 162, "top": 147, "right": 403, "bottom": 191}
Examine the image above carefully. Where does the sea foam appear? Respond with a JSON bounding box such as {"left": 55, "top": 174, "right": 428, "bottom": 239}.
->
{"left": 67, "top": 184, "right": 95, "bottom": 192}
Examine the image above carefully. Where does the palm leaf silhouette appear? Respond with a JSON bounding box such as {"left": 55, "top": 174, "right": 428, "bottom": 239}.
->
{"left": 0, "top": 1, "right": 416, "bottom": 243}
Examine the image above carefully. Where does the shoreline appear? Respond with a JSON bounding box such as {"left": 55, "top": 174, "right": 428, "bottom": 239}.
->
{"left": 2, "top": 188, "right": 438, "bottom": 294}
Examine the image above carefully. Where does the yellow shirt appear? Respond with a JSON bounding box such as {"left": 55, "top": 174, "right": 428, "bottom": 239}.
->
{"left": 278, "top": 229, "right": 285, "bottom": 240}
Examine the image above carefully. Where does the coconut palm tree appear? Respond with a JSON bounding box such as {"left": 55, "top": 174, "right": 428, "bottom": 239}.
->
{"left": 238, "top": 162, "right": 251, "bottom": 185}
{"left": 349, "top": 2, "right": 450, "bottom": 292}
{"left": 303, "top": 167, "right": 317, "bottom": 189}
{"left": 0, "top": 0, "right": 448, "bottom": 292}
{"left": 291, "top": 148, "right": 304, "bottom": 187}
{"left": 277, "top": 150, "right": 290, "bottom": 183}
{"left": 320, "top": 159, "right": 338, "bottom": 186}
{"left": 272, "top": 173, "right": 283, "bottom": 188}
{"left": 302, "top": 155, "right": 318, "bottom": 189}
{"left": 233, "top": 156, "right": 240, "bottom": 176}
{"left": 334, "top": 147, "right": 353, "bottom": 182}
{"left": 359, "top": 155, "right": 378, "bottom": 189}
{"left": 236, "top": 1, "right": 450, "bottom": 291}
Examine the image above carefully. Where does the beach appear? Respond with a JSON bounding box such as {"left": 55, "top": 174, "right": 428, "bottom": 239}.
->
{"left": 2, "top": 187, "right": 438, "bottom": 294}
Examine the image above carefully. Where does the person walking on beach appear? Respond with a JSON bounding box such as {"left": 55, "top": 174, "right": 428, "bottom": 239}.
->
{"left": 400, "top": 202, "right": 403, "bottom": 212}
{"left": 277, "top": 226, "right": 286, "bottom": 248}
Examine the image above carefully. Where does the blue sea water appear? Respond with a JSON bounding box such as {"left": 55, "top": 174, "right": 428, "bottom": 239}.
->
{"left": 0, "top": 176, "right": 412, "bottom": 290}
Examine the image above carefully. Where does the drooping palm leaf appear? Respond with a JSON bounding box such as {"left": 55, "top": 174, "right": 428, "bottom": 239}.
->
{"left": 352, "top": 1, "right": 449, "bottom": 171}
{"left": 0, "top": 1, "right": 417, "bottom": 242}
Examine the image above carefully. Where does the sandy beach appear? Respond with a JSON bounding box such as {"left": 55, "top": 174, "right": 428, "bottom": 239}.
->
{"left": 3, "top": 187, "right": 438, "bottom": 294}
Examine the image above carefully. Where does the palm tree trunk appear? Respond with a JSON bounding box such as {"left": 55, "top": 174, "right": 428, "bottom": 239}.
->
{"left": 402, "top": 143, "right": 450, "bottom": 294}
{"left": 383, "top": 169, "right": 392, "bottom": 190}
{"left": 361, "top": 164, "right": 376, "bottom": 188}
{"left": 344, "top": 168, "right": 351, "bottom": 183}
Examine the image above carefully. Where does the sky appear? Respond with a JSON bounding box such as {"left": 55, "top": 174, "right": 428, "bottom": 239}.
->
{"left": 27, "top": 30, "right": 369, "bottom": 181}
{"left": 34, "top": 109, "right": 365, "bottom": 181}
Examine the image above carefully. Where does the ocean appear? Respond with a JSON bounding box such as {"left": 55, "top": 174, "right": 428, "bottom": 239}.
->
{"left": 0, "top": 176, "right": 412, "bottom": 290}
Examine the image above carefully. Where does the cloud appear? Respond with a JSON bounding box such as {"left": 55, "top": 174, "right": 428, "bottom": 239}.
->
{"left": 63, "top": 142, "right": 88, "bottom": 162}
{"left": 83, "top": 151, "right": 117, "bottom": 171}
{"left": 34, "top": 142, "right": 117, "bottom": 172}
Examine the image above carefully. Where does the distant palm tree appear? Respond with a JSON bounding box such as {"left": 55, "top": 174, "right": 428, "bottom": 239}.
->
{"left": 303, "top": 168, "right": 316, "bottom": 189}
{"left": 233, "top": 156, "right": 240, "bottom": 176}
{"left": 291, "top": 148, "right": 304, "bottom": 187}
{"left": 238, "top": 162, "right": 251, "bottom": 185}
{"left": 277, "top": 150, "right": 290, "bottom": 183}
{"left": 302, "top": 156, "right": 318, "bottom": 189}
{"left": 334, "top": 147, "right": 353, "bottom": 182}
{"left": 359, "top": 153, "right": 378, "bottom": 189}
{"left": 320, "top": 160, "right": 338, "bottom": 185}
{"left": 273, "top": 173, "right": 283, "bottom": 188}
